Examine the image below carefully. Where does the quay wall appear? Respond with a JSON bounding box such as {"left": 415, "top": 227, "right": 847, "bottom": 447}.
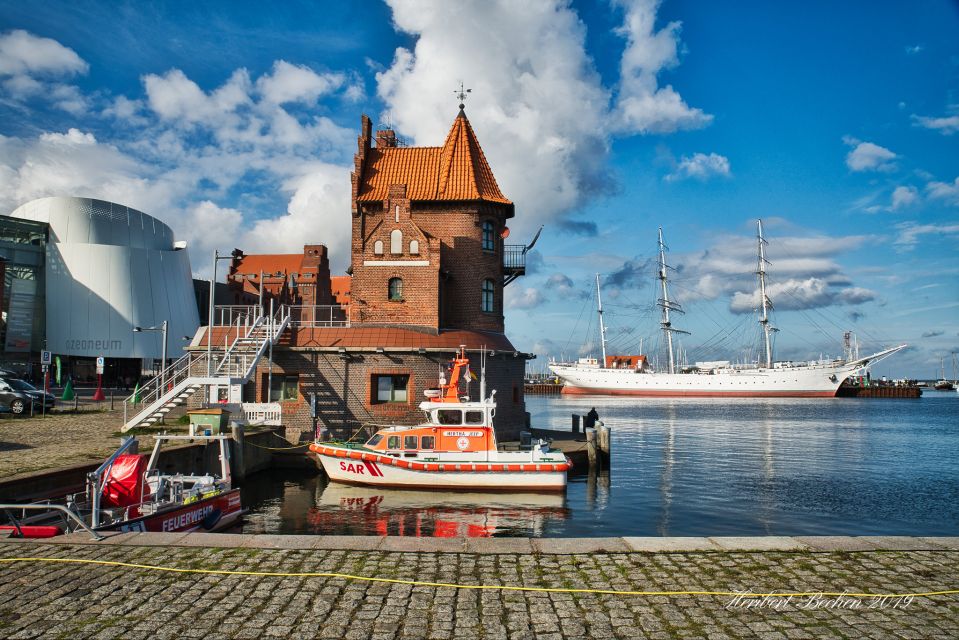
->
{"left": 0, "top": 429, "right": 280, "bottom": 502}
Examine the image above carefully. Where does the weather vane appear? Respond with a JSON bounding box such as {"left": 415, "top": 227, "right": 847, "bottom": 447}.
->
{"left": 454, "top": 82, "right": 471, "bottom": 109}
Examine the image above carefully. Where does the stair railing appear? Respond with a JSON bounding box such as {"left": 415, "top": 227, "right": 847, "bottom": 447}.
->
{"left": 122, "top": 351, "right": 210, "bottom": 426}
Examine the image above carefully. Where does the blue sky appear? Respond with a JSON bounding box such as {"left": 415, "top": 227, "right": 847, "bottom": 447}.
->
{"left": 1, "top": 0, "right": 957, "bottom": 378}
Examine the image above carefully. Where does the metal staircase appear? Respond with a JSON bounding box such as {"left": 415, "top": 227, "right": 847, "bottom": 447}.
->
{"left": 121, "top": 306, "right": 290, "bottom": 432}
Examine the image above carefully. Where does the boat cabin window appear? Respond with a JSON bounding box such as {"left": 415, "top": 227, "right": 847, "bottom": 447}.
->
{"left": 404, "top": 435, "right": 418, "bottom": 449}
{"left": 366, "top": 434, "right": 383, "bottom": 447}
{"left": 421, "top": 435, "right": 435, "bottom": 449}
{"left": 437, "top": 409, "right": 462, "bottom": 425}
{"left": 387, "top": 435, "right": 401, "bottom": 449}
{"left": 464, "top": 410, "right": 484, "bottom": 425}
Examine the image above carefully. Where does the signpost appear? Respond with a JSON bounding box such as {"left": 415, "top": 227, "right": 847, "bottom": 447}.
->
{"left": 92, "top": 356, "right": 106, "bottom": 402}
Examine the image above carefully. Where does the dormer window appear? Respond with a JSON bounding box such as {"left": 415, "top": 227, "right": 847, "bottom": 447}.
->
{"left": 374, "top": 240, "right": 383, "bottom": 255}
{"left": 409, "top": 240, "right": 419, "bottom": 254}
{"left": 390, "top": 229, "right": 403, "bottom": 254}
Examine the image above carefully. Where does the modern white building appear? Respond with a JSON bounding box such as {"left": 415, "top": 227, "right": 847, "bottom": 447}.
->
{"left": 8, "top": 196, "right": 199, "bottom": 363}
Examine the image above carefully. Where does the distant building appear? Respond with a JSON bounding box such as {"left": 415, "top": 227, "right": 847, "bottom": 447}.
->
{"left": 198, "top": 108, "right": 532, "bottom": 439}
{"left": 1, "top": 197, "right": 199, "bottom": 383}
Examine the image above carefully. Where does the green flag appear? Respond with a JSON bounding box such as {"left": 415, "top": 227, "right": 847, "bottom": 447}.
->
{"left": 55, "top": 356, "right": 61, "bottom": 386}
{"left": 61, "top": 378, "right": 75, "bottom": 401}
{"left": 130, "top": 382, "right": 141, "bottom": 404}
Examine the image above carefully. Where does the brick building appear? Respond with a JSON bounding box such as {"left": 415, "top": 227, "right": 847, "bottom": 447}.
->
{"left": 200, "top": 107, "right": 531, "bottom": 441}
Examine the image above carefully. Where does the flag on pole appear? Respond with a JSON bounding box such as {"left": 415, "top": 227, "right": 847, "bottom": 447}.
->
{"left": 55, "top": 356, "right": 62, "bottom": 386}
{"left": 130, "top": 382, "right": 141, "bottom": 404}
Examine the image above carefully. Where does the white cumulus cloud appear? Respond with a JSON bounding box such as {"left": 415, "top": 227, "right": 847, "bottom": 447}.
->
{"left": 665, "top": 152, "right": 730, "bottom": 182}
{"left": 843, "top": 136, "right": 897, "bottom": 172}
{"left": 890, "top": 185, "right": 919, "bottom": 211}
{"left": 612, "top": 0, "right": 712, "bottom": 134}
{"left": 925, "top": 177, "right": 959, "bottom": 206}
{"left": 506, "top": 287, "right": 547, "bottom": 310}
{"left": 0, "top": 29, "right": 87, "bottom": 78}
{"left": 911, "top": 113, "right": 959, "bottom": 135}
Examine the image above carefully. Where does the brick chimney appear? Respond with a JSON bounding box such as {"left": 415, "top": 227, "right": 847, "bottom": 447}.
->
{"left": 375, "top": 129, "right": 397, "bottom": 148}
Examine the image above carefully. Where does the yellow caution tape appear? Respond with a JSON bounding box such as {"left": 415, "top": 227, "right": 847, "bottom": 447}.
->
{"left": 0, "top": 557, "right": 956, "bottom": 599}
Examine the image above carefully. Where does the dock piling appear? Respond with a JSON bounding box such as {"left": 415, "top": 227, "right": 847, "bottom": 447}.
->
{"left": 586, "top": 429, "right": 598, "bottom": 470}
{"left": 572, "top": 414, "right": 580, "bottom": 434}
{"left": 231, "top": 423, "right": 246, "bottom": 482}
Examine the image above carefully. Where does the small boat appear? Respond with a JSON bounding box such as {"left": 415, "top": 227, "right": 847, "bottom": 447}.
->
{"left": 933, "top": 356, "right": 955, "bottom": 391}
{"left": 0, "top": 433, "right": 243, "bottom": 539}
{"left": 310, "top": 348, "right": 572, "bottom": 491}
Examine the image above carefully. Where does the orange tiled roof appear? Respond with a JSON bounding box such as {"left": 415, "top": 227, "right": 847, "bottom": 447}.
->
{"left": 232, "top": 254, "right": 306, "bottom": 276}
{"left": 357, "top": 110, "right": 511, "bottom": 205}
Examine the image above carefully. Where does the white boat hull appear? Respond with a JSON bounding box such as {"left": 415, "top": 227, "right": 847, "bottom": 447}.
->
{"left": 313, "top": 447, "right": 568, "bottom": 492}
{"left": 550, "top": 361, "right": 864, "bottom": 398}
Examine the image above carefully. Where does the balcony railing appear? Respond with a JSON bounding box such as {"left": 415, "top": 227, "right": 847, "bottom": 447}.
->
{"left": 286, "top": 305, "right": 349, "bottom": 328}
{"left": 503, "top": 245, "right": 526, "bottom": 286}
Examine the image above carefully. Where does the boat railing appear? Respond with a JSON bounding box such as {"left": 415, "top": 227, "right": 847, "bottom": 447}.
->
{"left": 0, "top": 503, "right": 104, "bottom": 540}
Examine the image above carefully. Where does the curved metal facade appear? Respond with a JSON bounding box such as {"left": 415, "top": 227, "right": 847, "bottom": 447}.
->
{"left": 11, "top": 197, "right": 199, "bottom": 360}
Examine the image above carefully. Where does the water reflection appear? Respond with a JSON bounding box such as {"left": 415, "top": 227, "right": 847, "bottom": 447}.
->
{"left": 239, "top": 395, "right": 959, "bottom": 537}
{"left": 240, "top": 471, "right": 571, "bottom": 537}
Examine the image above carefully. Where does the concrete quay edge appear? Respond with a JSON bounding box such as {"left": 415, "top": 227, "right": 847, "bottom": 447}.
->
{"left": 12, "top": 533, "right": 959, "bottom": 553}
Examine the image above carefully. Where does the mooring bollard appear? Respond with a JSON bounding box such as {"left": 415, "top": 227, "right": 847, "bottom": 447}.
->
{"left": 231, "top": 423, "right": 246, "bottom": 482}
{"left": 572, "top": 414, "right": 581, "bottom": 434}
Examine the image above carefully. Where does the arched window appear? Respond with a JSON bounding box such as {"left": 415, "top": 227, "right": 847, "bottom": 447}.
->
{"left": 390, "top": 229, "right": 403, "bottom": 254}
{"left": 388, "top": 277, "right": 403, "bottom": 301}
{"left": 481, "top": 279, "right": 495, "bottom": 312}
{"left": 373, "top": 240, "right": 383, "bottom": 255}
{"left": 482, "top": 220, "right": 495, "bottom": 252}
{"left": 409, "top": 240, "right": 419, "bottom": 254}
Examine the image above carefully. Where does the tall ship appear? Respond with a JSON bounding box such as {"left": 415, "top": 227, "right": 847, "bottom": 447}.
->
{"left": 549, "top": 221, "right": 906, "bottom": 398}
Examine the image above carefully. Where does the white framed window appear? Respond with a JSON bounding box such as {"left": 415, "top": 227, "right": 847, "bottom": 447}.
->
{"left": 390, "top": 229, "right": 403, "bottom": 254}
{"left": 374, "top": 240, "right": 383, "bottom": 255}
{"left": 409, "top": 240, "right": 419, "bottom": 254}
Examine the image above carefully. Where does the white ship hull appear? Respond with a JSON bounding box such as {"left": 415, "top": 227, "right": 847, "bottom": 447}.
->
{"left": 549, "top": 346, "right": 906, "bottom": 398}
{"left": 312, "top": 446, "right": 569, "bottom": 492}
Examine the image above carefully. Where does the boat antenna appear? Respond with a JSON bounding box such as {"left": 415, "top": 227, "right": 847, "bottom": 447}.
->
{"left": 657, "top": 227, "right": 689, "bottom": 374}
{"left": 595, "top": 273, "right": 608, "bottom": 367}
{"left": 480, "top": 346, "right": 487, "bottom": 402}
{"left": 756, "top": 219, "right": 778, "bottom": 368}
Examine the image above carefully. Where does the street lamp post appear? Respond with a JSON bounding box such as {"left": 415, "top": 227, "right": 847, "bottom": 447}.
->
{"left": 208, "top": 249, "right": 239, "bottom": 376}
{"left": 134, "top": 321, "right": 168, "bottom": 392}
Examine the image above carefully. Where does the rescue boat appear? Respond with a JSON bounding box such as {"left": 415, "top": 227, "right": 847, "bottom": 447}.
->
{"left": 310, "top": 348, "right": 572, "bottom": 492}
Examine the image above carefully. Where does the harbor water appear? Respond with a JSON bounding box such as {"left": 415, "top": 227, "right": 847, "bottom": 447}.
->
{"left": 238, "top": 393, "right": 959, "bottom": 537}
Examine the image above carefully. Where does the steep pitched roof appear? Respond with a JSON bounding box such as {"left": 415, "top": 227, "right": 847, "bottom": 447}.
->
{"left": 356, "top": 110, "right": 511, "bottom": 205}
{"left": 231, "top": 254, "right": 306, "bottom": 276}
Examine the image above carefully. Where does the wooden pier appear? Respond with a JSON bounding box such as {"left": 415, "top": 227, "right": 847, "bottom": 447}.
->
{"left": 524, "top": 383, "right": 564, "bottom": 396}
{"left": 836, "top": 383, "right": 922, "bottom": 398}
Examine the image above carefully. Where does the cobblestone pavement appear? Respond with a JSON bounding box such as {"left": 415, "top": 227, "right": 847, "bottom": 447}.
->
{"left": 0, "top": 542, "right": 956, "bottom": 639}
{"left": 0, "top": 408, "right": 130, "bottom": 478}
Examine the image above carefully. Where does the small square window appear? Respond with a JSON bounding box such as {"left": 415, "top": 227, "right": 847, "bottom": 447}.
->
{"left": 421, "top": 436, "right": 435, "bottom": 450}
{"left": 372, "top": 374, "right": 409, "bottom": 404}
{"left": 270, "top": 375, "right": 299, "bottom": 401}
{"left": 387, "top": 435, "right": 400, "bottom": 449}
{"left": 404, "top": 435, "right": 418, "bottom": 449}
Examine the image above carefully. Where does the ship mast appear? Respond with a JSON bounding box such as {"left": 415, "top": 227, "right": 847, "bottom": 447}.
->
{"left": 657, "top": 228, "right": 689, "bottom": 374}
{"left": 756, "top": 219, "right": 778, "bottom": 368}
{"left": 596, "top": 273, "right": 608, "bottom": 367}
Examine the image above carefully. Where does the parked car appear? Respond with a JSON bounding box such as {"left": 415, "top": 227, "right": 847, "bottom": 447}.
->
{"left": 0, "top": 378, "right": 56, "bottom": 414}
